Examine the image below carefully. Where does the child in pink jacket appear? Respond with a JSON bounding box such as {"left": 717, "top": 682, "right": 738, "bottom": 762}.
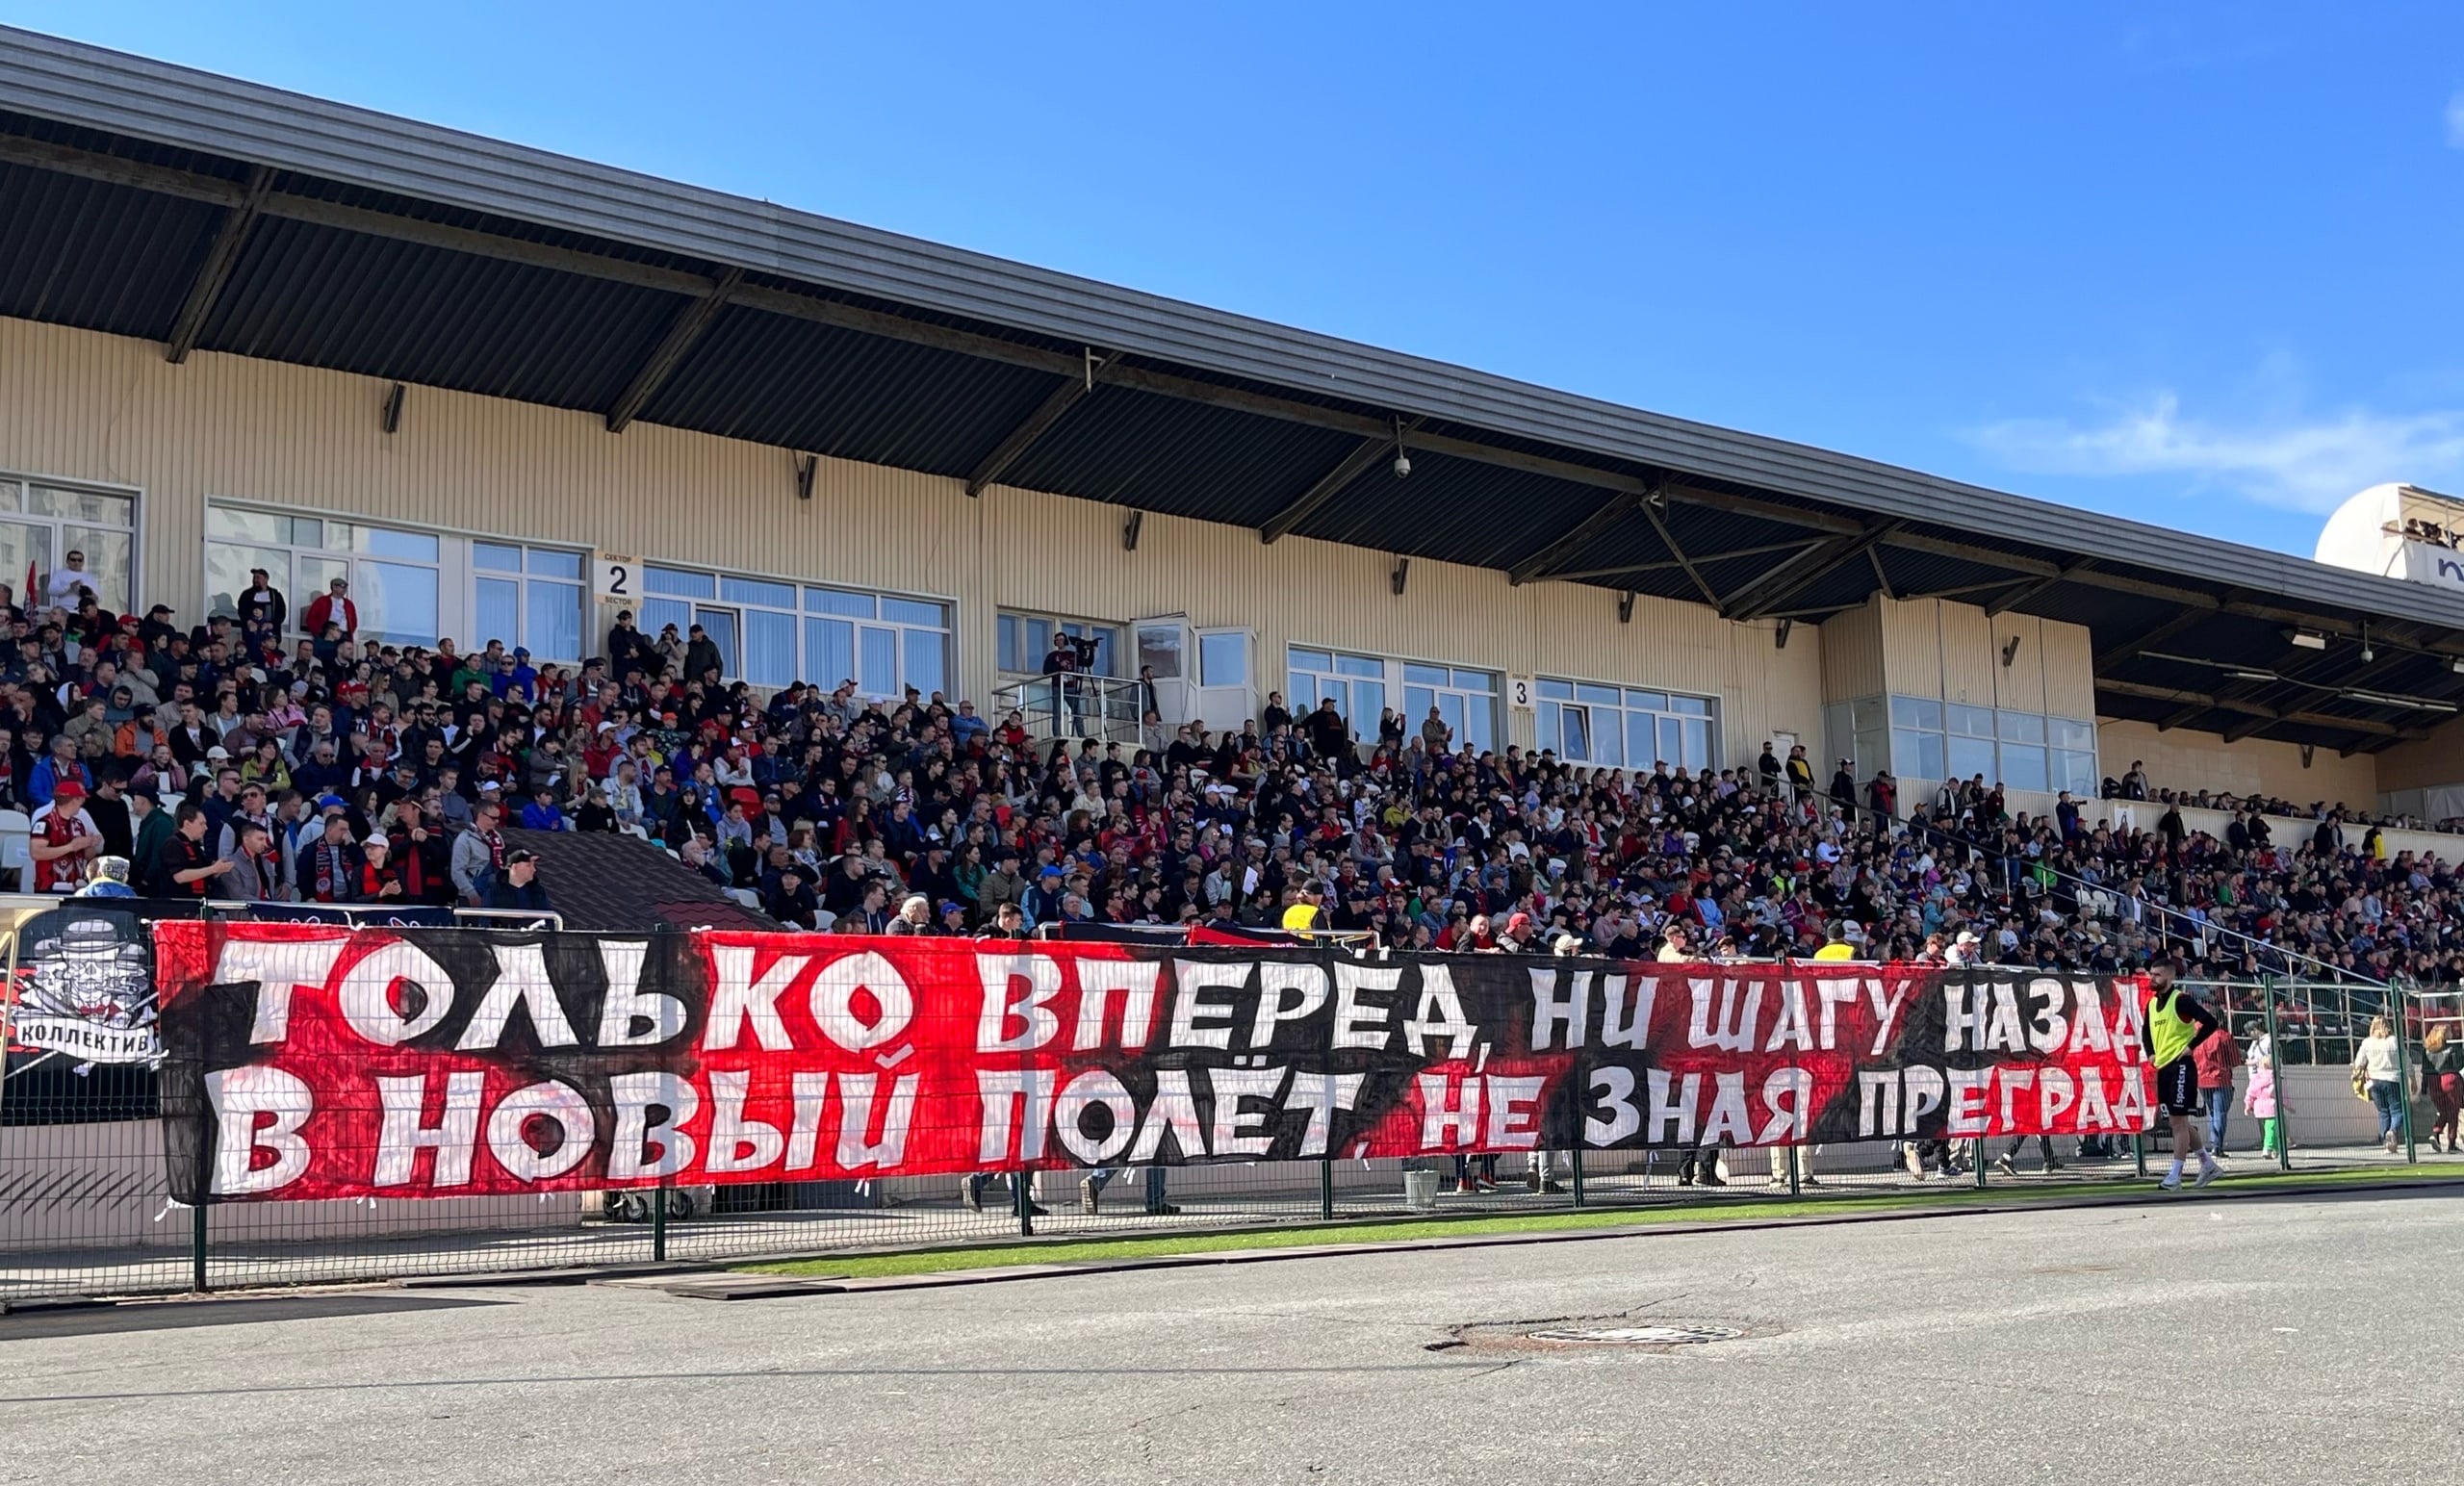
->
{"left": 2245, "top": 1035, "right": 2286, "bottom": 1157}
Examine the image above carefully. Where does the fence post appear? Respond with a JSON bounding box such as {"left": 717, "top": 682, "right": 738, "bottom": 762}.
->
{"left": 1972, "top": 1139, "right": 1988, "bottom": 1189}
{"left": 2261, "top": 981, "right": 2292, "bottom": 1172}
{"left": 1786, "top": 1144, "right": 1801, "bottom": 1198}
{"left": 651, "top": 1180, "right": 668, "bottom": 1264}
{"left": 191, "top": 1199, "right": 209, "bottom": 1293}
{"left": 2132, "top": 1132, "right": 2147, "bottom": 1180}
{"left": 1318, "top": 1158, "right": 1334, "bottom": 1221}
{"left": 1572, "top": 1147, "right": 1587, "bottom": 1209}
{"left": 2394, "top": 990, "right": 2420, "bottom": 1165}
{"left": 1014, "top": 1168, "right": 1035, "bottom": 1238}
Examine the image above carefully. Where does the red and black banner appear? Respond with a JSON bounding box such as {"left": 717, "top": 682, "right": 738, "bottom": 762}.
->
{"left": 154, "top": 923, "right": 2156, "bottom": 1204}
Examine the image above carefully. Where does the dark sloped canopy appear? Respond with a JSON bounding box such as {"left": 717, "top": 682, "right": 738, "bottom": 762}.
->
{"left": 0, "top": 27, "right": 2456, "bottom": 756}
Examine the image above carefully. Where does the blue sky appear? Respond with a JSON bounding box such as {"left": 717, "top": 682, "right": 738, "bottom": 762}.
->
{"left": 7, "top": 3, "right": 2461, "bottom": 555}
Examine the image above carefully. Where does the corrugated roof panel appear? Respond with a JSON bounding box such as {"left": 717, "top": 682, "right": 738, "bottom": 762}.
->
{"left": 647, "top": 303, "right": 1072, "bottom": 477}
{"left": 1296, "top": 450, "right": 1617, "bottom": 567}
{"left": 1003, "top": 383, "right": 1363, "bottom": 526}
{"left": 198, "top": 215, "right": 685, "bottom": 411}
{"left": 0, "top": 160, "right": 218, "bottom": 336}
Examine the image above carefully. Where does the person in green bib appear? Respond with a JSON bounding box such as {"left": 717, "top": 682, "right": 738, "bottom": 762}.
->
{"left": 2140, "top": 964, "right": 2223, "bottom": 1191}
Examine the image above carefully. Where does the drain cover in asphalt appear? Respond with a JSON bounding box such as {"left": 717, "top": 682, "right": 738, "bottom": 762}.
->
{"left": 1524, "top": 1323, "right": 1744, "bottom": 1346}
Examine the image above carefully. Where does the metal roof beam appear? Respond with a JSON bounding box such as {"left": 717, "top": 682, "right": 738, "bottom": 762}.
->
{"left": 1721, "top": 521, "right": 1897, "bottom": 621}
{"left": 1641, "top": 499, "right": 1722, "bottom": 609}
{"left": 1256, "top": 419, "right": 1420, "bottom": 544}
{"left": 965, "top": 349, "right": 1117, "bottom": 497}
{"left": 1507, "top": 483, "right": 1656, "bottom": 584}
{"left": 2096, "top": 679, "right": 2412, "bottom": 737}
{"left": 2095, "top": 610, "right": 2211, "bottom": 670}
{"left": 1542, "top": 539, "right": 1811, "bottom": 585}
{"left": 1985, "top": 559, "right": 2090, "bottom": 617}
{"left": 162, "top": 163, "right": 270, "bottom": 364}
{"left": 603, "top": 266, "right": 742, "bottom": 433}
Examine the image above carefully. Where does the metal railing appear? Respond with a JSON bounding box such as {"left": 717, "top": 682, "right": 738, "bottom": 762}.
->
{"left": 991, "top": 674, "right": 1147, "bottom": 745}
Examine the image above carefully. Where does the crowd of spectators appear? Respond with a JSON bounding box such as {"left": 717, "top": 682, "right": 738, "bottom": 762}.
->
{"left": 2, "top": 566, "right": 2459, "bottom": 986}
{"left": 2100, "top": 756, "right": 2455, "bottom": 836}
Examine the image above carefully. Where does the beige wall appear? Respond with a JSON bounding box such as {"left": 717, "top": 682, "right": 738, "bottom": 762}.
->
{"left": 2095, "top": 717, "right": 2377, "bottom": 807}
{"left": 1868, "top": 595, "right": 2093, "bottom": 718}
{"left": 1819, "top": 601, "right": 1882, "bottom": 704}
{"left": 0, "top": 317, "right": 1828, "bottom": 768}
{"left": 2374, "top": 716, "right": 2464, "bottom": 794}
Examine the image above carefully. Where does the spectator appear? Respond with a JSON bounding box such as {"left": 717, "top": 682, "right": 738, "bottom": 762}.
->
{"left": 217, "top": 819, "right": 285, "bottom": 901}
{"left": 41, "top": 548, "right": 92, "bottom": 611}
{"left": 301, "top": 577, "right": 356, "bottom": 640}
{"left": 2353, "top": 1016, "right": 2405, "bottom": 1155}
{"left": 451, "top": 800, "right": 508, "bottom": 905}
{"left": 28, "top": 778, "right": 99, "bottom": 892}
{"left": 486, "top": 848, "right": 552, "bottom": 912}
{"left": 2192, "top": 1015, "right": 2240, "bottom": 1156}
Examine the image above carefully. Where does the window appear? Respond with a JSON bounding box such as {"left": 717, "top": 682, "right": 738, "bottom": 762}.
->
{"left": 1198, "top": 630, "right": 1247, "bottom": 687}
{"left": 1291, "top": 646, "right": 1497, "bottom": 753}
{"left": 206, "top": 507, "right": 446, "bottom": 647}
{"left": 473, "top": 543, "right": 585, "bottom": 661}
{"left": 0, "top": 476, "right": 139, "bottom": 614}
{"left": 638, "top": 565, "right": 949, "bottom": 695}
{"left": 1533, "top": 677, "right": 1717, "bottom": 772}
{"left": 997, "top": 611, "right": 1123, "bottom": 677}
{"left": 1884, "top": 693, "right": 2095, "bottom": 792}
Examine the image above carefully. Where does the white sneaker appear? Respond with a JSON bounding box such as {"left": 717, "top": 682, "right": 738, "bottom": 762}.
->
{"left": 2157, "top": 1175, "right": 2181, "bottom": 1191}
{"left": 2194, "top": 1163, "right": 2219, "bottom": 1190}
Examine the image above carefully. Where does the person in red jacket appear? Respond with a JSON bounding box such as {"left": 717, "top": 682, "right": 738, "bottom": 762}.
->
{"left": 300, "top": 576, "right": 357, "bottom": 639}
{"left": 2192, "top": 1014, "right": 2242, "bottom": 1158}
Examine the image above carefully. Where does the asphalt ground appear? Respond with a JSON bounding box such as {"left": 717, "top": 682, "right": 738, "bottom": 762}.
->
{"left": 0, "top": 1185, "right": 2456, "bottom": 1485}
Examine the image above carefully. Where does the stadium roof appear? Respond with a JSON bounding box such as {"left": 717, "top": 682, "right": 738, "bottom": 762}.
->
{"left": 0, "top": 26, "right": 2456, "bottom": 756}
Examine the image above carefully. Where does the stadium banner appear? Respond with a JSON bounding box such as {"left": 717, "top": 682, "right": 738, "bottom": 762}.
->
{"left": 154, "top": 923, "right": 2154, "bottom": 1204}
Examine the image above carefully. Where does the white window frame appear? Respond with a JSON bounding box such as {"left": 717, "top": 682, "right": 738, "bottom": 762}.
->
{"left": 1285, "top": 644, "right": 1500, "bottom": 754}
{"left": 996, "top": 609, "right": 1125, "bottom": 678}
{"left": 1886, "top": 694, "right": 2096, "bottom": 794}
{"left": 634, "top": 560, "right": 955, "bottom": 699}
{"left": 1533, "top": 676, "right": 1718, "bottom": 772}
{"left": 203, "top": 498, "right": 586, "bottom": 658}
{"left": 0, "top": 468, "right": 142, "bottom": 617}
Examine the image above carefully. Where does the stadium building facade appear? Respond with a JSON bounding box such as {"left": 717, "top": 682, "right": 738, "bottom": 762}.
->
{"left": 0, "top": 28, "right": 2457, "bottom": 827}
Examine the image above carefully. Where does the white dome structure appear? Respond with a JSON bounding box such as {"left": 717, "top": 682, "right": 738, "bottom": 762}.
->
{"left": 2316, "top": 482, "right": 2464, "bottom": 593}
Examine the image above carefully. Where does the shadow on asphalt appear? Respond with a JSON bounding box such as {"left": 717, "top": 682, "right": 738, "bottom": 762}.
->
{"left": 0, "top": 1292, "right": 502, "bottom": 1341}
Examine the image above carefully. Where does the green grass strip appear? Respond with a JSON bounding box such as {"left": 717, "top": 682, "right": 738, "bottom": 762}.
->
{"left": 746, "top": 1164, "right": 2460, "bottom": 1280}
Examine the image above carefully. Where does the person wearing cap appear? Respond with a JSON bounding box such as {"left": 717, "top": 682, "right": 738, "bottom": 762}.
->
{"left": 236, "top": 567, "right": 286, "bottom": 641}
{"left": 301, "top": 576, "right": 356, "bottom": 642}
{"left": 28, "top": 777, "right": 98, "bottom": 893}
{"left": 485, "top": 847, "right": 552, "bottom": 913}
{"left": 350, "top": 832, "right": 407, "bottom": 902}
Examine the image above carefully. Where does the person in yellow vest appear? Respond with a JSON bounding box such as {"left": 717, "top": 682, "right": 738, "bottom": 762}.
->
{"left": 2140, "top": 964, "right": 2223, "bottom": 1191}
{"left": 1810, "top": 922, "right": 1857, "bottom": 961}
{"left": 1280, "top": 884, "right": 1322, "bottom": 935}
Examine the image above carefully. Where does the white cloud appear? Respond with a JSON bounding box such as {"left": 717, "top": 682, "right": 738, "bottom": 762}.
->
{"left": 2447, "top": 90, "right": 2464, "bottom": 148}
{"left": 1969, "top": 394, "right": 2464, "bottom": 513}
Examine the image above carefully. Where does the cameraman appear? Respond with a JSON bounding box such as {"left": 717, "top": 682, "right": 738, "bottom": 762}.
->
{"left": 1041, "top": 630, "right": 1095, "bottom": 735}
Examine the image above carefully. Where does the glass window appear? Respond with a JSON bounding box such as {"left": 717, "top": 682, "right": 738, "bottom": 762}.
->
{"left": 0, "top": 522, "right": 56, "bottom": 603}
{"left": 1536, "top": 703, "right": 1560, "bottom": 755}
{"left": 475, "top": 576, "right": 520, "bottom": 648}
{"left": 1537, "top": 679, "right": 1573, "bottom": 702}
{"left": 359, "top": 526, "right": 439, "bottom": 562}
{"left": 806, "top": 618, "right": 854, "bottom": 686}
{"left": 2055, "top": 749, "right": 2098, "bottom": 796}
{"left": 722, "top": 576, "right": 798, "bottom": 609}
{"left": 1575, "top": 682, "right": 1620, "bottom": 706}
{"left": 1625, "top": 712, "right": 1653, "bottom": 767}
{"left": 207, "top": 506, "right": 286, "bottom": 543}
{"left": 27, "top": 485, "right": 131, "bottom": 524}
{"left": 2051, "top": 717, "right": 2095, "bottom": 751}
{"left": 1452, "top": 669, "right": 1492, "bottom": 692}
{"left": 1890, "top": 695, "right": 1943, "bottom": 730}
{"left": 1626, "top": 691, "right": 1667, "bottom": 711}
{"left": 1851, "top": 697, "right": 1887, "bottom": 732}
{"left": 1288, "top": 649, "right": 1333, "bottom": 673}
{"left": 882, "top": 598, "right": 946, "bottom": 628}
{"left": 473, "top": 542, "right": 523, "bottom": 573}
{"left": 1198, "top": 631, "right": 1246, "bottom": 687}
{"left": 903, "top": 630, "right": 948, "bottom": 698}
{"left": 744, "top": 608, "right": 797, "bottom": 688}
{"left": 1893, "top": 728, "right": 1946, "bottom": 780}
{"left": 1334, "top": 653, "right": 1381, "bottom": 679}
{"left": 1999, "top": 743, "right": 2049, "bottom": 793}
{"left": 859, "top": 626, "right": 897, "bottom": 695}
{"left": 1137, "top": 626, "right": 1184, "bottom": 679}
{"left": 1403, "top": 663, "right": 1450, "bottom": 687}
{"left": 645, "top": 566, "right": 716, "bottom": 600}
{"left": 61, "top": 525, "right": 131, "bottom": 611}
{"left": 358, "top": 560, "right": 439, "bottom": 646}
{"left": 528, "top": 549, "right": 582, "bottom": 580}
{"left": 694, "top": 607, "right": 741, "bottom": 679}
{"left": 1590, "top": 708, "right": 1620, "bottom": 765}
{"left": 1947, "top": 733, "right": 1997, "bottom": 780}
{"left": 526, "top": 580, "right": 583, "bottom": 661}
{"left": 1947, "top": 704, "right": 1996, "bottom": 738}
{"left": 0, "top": 481, "right": 21, "bottom": 512}
{"left": 807, "top": 587, "right": 874, "bottom": 619}
{"left": 640, "top": 597, "right": 691, "bottom": 647}
{"left": 1997, "top": 710, "right": 2045, "bottom": 745}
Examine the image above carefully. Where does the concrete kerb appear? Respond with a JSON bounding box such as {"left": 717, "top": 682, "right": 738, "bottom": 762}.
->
{"left": 717, "top": 1171, "right": 2464, "bottom": 1299}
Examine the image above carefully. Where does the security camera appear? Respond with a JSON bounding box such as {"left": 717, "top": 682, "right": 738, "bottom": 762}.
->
{"left": 1392, "top": 451, "right": 1411, "bottom": 478}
